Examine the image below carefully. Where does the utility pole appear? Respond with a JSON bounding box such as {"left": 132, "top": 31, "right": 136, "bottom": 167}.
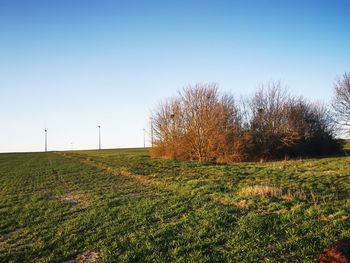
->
{"left": 44, "top": 129, "right": 47, "bottom": 152}
{"left": 98, "top": 125, "right": 101, "bottom": 150}
{"left": 143, "top": 128, "right": 146, "bottom": 148}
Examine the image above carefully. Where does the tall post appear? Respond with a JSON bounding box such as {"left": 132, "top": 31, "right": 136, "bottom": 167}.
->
{"left": 143, "top": 128, "right": 146, "bottom": 148}
{"left": 45, "top": 129, "right": 47, "bottom": 152}
{"left": 98, "top": 125, "right": 101, "bottom": 150}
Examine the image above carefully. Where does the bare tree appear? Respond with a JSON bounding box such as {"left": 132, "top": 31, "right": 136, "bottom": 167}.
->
{"left": 151, "top": 97, "right": 188, "bottom": 159}
{"left": 333, "top": 72, "right": 350, "bottom": 135}
{"left": 244, "top": 82, "right": 340, "bottom": 160}
{"left": 151, "top": 82, "right": 341, "bottom": 163}
{"left": 151, "top": 83, "right": 242, "bottom": 163}
{"left": 248, "top": 82, "right": 297, "bottom": 159}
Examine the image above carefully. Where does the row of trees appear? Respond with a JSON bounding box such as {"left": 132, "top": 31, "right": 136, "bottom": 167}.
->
{"left": 150, "top": 74, "right": 350, "bottom": 163}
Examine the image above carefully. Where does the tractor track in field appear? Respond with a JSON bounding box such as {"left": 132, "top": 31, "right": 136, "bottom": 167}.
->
{"left": 55, "top": 152, "right": 246, "bottom": 209}
{"left": 47, "top": 154, "right": 89, "bottom": 208}
{"left": 56, "top": 152, "right": 185, "bottom": 192}
{"left": 47, "top": 155, "right": 70, "bottom": 190}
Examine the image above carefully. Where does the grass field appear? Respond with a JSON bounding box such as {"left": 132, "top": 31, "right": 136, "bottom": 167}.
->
{"left": 1, "top": 148, "right": 350, "bottom": 262}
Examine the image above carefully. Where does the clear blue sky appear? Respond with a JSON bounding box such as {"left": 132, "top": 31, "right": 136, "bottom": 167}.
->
{"left": 1, "top": 0, "right": 349, "bottom": 152}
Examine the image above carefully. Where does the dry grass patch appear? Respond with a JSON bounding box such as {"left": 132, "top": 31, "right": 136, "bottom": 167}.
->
{"left": 236, "top": 199, "right": 248, "bottom": 208}
{"left": 320, "top": 213, "right": 349, "bottom": 222}
{"left": 119, "top": 167, "right": 132, "bottom": 177}
{"left": 76, "top": 251, "right": 100, "bottom": 263}
{"left": 64, "top": 251, "right": 100, "bottom": 263}
{"left": 58, "top": 192, "right": 89, "bottom": 208}
{"left": 238, "top": 184, "right": 307, "bottom": 200}
{"left": 238, "top": 184, "right": 283, "bottom": 198}
{"left": 282, "top": 188, "right": 307, "bottom": 201}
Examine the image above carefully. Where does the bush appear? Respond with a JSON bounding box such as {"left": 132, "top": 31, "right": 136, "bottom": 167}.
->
{"left": 150, "top": 82, "right": 341, "bottom": 162}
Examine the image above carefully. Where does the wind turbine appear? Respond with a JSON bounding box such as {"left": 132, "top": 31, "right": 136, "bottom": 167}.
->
{"left": 98, "top": 125, "right": 101, "bottom": 150}
{"left": 44, "top": 129, "right": 47, "bottom": 152}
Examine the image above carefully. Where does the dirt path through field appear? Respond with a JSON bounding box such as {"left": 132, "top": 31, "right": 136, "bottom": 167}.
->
{"left": 56, "top": 152, "right": 240, "bottom": 207}
{"left": 57, "top": 152, "right": 189, "bottom": 192}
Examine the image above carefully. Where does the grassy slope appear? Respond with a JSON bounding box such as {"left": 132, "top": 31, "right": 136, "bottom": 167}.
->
{"left": 0, "top": 149, "right": 350, "bottom": 262}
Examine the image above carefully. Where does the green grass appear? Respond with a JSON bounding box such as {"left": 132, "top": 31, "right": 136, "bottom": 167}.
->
{"left": 1, "top": 149, "right": 350, "bottom": 262}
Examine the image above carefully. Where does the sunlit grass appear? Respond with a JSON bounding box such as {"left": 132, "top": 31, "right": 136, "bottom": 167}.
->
{"left": 0, "top": 149, "right": 349, "bottom": 262}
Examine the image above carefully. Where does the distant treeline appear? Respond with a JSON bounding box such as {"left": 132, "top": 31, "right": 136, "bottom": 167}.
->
{"left": 150, "top": 82, "right": 344, "bottom": 163}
